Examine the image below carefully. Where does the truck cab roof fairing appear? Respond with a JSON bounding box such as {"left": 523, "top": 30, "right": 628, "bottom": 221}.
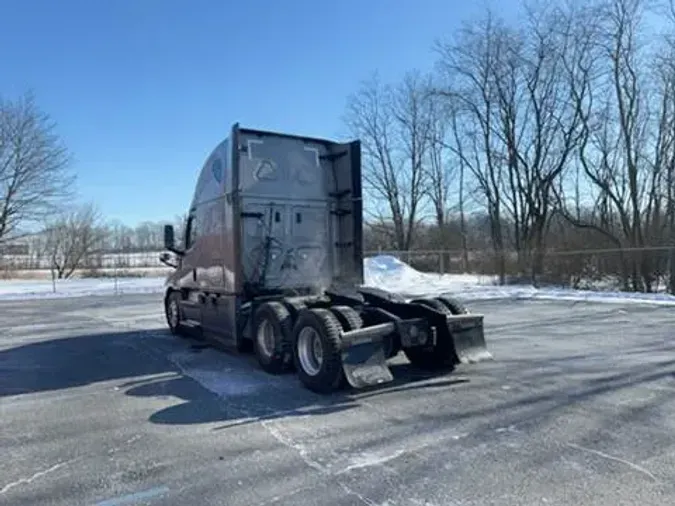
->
{"left": 189, "top": 138, "right": 230, "bottom": 210}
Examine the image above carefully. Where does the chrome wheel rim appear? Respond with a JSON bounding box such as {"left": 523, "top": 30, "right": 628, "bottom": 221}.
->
{"left": 297, "top": 327, "right": 323, "bottom": 376}
{"left": 256, "top": 319, "right": 276, "bottom": 358}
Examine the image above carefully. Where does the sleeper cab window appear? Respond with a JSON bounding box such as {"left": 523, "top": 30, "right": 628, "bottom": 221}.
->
{"left": 186, "top": 215, "right": 197, "bottom": 249}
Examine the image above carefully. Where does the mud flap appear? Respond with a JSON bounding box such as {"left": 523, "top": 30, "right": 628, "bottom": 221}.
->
{"left": 341, "top": 340, "right": 393, "bottom": 389}
{"left": 446, "top": 314, "right": 493, "bottom": 364}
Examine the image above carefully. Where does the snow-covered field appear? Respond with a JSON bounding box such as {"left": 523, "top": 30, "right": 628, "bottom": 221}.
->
{"left": 2, "top": 254, "right": 675, "bottom": 306}
{"left": 1, "top": 250, "right": 165, "bottom": 270}
{"left": 0, "top": 276, "right": 165, "bottom": 300}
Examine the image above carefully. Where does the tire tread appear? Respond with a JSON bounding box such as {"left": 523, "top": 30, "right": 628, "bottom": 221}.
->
{"left": 293, "top": 308, "right": 344, "bottom": 394}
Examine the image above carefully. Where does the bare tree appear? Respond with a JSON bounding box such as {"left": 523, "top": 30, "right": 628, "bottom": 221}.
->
{"left": 506, "top": 2, "right": 590, "bottom": 281}
{"left": 105, "top": 220, "right": 134, "bottom": 252}
{"left": 663, "top": 0, "right": 675, "bottom": 293}
{"left": 426, "top": 97, "right": 453, "bottom": 228}
{"left": 434, "top": 13, "right": 511, "bottom": 283}
{"left": 172, "top": 213, "right": 188, "bottom": 247}
{"left": 134, "top": 220, "right": 163, "bottom": 250}
{"left": 43, "top": 203, "right": 105, "bottom": 279}
{"left": 557, "top": 0, "right": 674, "bottom": 292}
{"left": 344, "top": 71, "right": 432, "bottom": 250}
{"left": 424, "top": 98, "right": 472, "bottom": 269}
{"left": 606, "top": 0, "right": 654, "bottom": 290}
{"left": 0, "top": 92, "right": 74, "bottom": 243}
{"left": 434, "top": 3, "right": 607, "bottom": 284}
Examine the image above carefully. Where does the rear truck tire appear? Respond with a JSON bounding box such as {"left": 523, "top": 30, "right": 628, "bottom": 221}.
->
{"left": 329, "top": 306, "right": 365, "bottom": 388}
{"left": 333, "top": 304, "right": 399, "bottom": 359}
{"left": 409, "top": 297, "right": 450, "bottom": 314}
{"left": 403, "top": 298, "right": 456, "bottom": 371}
{"left": 358, "top": 286, "right": 406, "bottom": 304}
{"left": 283, "top": 299, "right": 306, "bottom": 318}
{"left": 233, "top": 303, "right": 254, "bottom": 353}
{"left": 435, "top": 296, "right": 468, "bottom": 315}
{"left": 329, "top": 305, "right": 363, "bottom": 332}
{"left": 253, "top": 301, "right": 294, "bottom": 375}
{"left": 165, "top": 291, "right": 186, "bottom": 337}
{"left": 278, "top": 300, "right": 306, "bottom": 372}
{"left": 329, "top": 306, "right": 364, "bottom": 386}
{"left": 292, "top": 308, "right": 345, "bottom": 394}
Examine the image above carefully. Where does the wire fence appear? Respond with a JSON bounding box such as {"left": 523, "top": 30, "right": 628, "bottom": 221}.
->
{"left": 1, "top": 246, "right": 674, "bottom": 293}
{"left": 0, "top": 249, "right": 163, "bottom": 270}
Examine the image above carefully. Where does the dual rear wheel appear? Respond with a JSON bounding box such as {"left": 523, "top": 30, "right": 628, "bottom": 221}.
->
{"left": 252, "top": 301, "right": 294, "bottom": 374}
{"left": 409, "top": 296, "right": 468, "bottom": 315}
{"left": 252, "top": 302, "right": 362, "bottom": 393}
{"left": 168, "top": 292, "right": 466, "bottom": 393}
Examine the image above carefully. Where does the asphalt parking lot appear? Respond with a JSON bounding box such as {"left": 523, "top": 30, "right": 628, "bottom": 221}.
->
{"left": 2, "top": 294, "right": 675, "bottom": 505}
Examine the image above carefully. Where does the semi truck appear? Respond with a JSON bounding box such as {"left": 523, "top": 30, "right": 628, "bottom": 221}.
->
{"left": 160, "top": 124, "right": 491, "bottom": 393}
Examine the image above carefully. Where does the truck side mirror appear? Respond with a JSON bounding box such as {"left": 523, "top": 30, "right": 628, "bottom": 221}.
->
{"left": 164, "top": 224, "right": 175, "bottom": 250}
{"left": 159, "top": 251, "right": 177, "bottom": 268}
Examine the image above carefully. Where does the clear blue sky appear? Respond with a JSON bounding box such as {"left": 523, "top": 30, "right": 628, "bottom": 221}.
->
{"left": 1, "top": 0, "right": 517, "bottom": 226}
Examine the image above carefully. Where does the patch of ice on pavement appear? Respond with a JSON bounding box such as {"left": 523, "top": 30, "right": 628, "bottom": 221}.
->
{"left": 168, "top": 349, "right": 276, "bottom": 398}
{"left": 339, "top": 449, "right": 406, "bottom": 473}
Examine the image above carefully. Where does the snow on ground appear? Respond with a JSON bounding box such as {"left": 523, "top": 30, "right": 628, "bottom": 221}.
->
{"left": 1, "top": 254, "right": 675, "bottom": 306}
{"left": 0, "top": 277, "right": 165, "bottom": 300}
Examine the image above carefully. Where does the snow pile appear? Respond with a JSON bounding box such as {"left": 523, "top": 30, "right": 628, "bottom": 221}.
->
{"left": 364, "top": 255, "right": 429, "bottom": 288}
{"left": 363, "top": 255, "right": 498, "bottom": 297}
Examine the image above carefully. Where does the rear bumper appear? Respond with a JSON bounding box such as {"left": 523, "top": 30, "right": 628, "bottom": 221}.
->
{"left": 339, "top": 313, "right": 485, "bottom": 351}
{"left": 339, "top": 317, "right": 434, "bottom": 350}
{"left": 338, "top": 311, "right": 489, "bottom": 389}
{"left": 339, "top": 322, "right": 392, "bottom": 349}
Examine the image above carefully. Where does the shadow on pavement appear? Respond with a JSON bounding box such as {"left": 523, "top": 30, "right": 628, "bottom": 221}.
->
{"left": 5, "top": 315, "right": 675, "bottom": 456}
{"left": 0, "top": 324, "right": 466, "bottom": 430}
{"left": 125, "top": 374, "right": 358, "bottom": 426}
{"left": 0, "top": 329, "right": 172, "bottom": 397}
{"left": 123, "top": 347, "right": 466, "bottom": 428}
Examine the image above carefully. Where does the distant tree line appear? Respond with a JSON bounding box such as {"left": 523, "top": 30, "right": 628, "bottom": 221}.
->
{"left": 4, "top": 215, "right": 185, "bottom": 278}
